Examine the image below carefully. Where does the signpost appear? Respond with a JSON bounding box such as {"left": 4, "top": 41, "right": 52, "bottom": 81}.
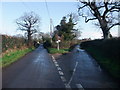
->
{"left": 56, "top": 40, "right": 61, "bottom": 50}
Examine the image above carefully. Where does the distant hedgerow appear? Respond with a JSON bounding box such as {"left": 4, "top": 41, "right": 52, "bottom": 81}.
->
{"left": 2, "top": 35, "right": 27, "bottom": 52}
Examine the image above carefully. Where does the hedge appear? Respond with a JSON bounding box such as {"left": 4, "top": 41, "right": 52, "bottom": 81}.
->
{"left": 2, "top": 35, "right": 27, "bottom": 52}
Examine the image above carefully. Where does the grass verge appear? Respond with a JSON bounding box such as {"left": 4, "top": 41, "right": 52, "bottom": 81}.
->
{"left": 85, "top": 47, "right": 120, "bottom": 80}
{"left": 47, "top": 48, "right": 69, "bottom": 54}
{"left": 1, "top": 47, "right": 35, "bottom": 68}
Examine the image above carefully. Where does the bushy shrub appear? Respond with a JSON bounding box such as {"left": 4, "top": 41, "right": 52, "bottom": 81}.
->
{"left": 59, "top": 41, "right": 71, "bottom": 49}
{"left": 44, "top": 37, "right": 79, "bottom": 52}
{"left": 43, "top": 38, "right": 52, "bottom": 48}
{"left": 33, "top": 41, "right": 40, "bottom": 48}
{"left": 59, "top": 40, "right": 78, "bottom": 49}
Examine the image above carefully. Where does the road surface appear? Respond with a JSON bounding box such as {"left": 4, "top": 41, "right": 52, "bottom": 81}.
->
{"left": 2, "top": 45, "right": 119, "bottom": 89}
{"left": 55, "top": 45, "right": 119, "bottom": 88}
{"left": 3, "top": 45, "right": 64, "bottom": 88}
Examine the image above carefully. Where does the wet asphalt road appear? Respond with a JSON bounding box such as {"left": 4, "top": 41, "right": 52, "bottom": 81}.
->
{"left": 3, "top": 45, "right": 64, "bottom": 88}
{"left": 56, "top": 45, "right": 119, "bottom": 88}
{"left": 3, "top": 45, "right": 119, "bottom": 88}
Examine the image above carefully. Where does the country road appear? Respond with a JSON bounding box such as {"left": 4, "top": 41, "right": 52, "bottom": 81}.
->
{"left": 2, "top": 45, "right": 119, "bottom": 89}
{"left": 3, "top": 45, "right": 64, "bottom": 88}
{"left": 55, "top": 45, "right": 119, "bottom": 88}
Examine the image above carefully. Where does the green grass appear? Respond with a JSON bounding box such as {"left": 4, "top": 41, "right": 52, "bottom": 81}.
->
{"left": 1, "top": 47, "right": 35, "bottom": 68}
{"left": 47, "top": 48, "right": 69, "bottom": 54}
{"left": 85, "top": 47, "right": 120, "bottom": 79}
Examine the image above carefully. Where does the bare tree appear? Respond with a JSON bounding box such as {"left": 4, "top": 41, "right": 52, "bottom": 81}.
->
{"left": 67, "top": 13, "right": 80, "bottom": 24}
{"left": 78, "top": 0, "right": 120, "bottom": 39}
{"left": 16, "top": 12, "right": 40, "bottom": 46}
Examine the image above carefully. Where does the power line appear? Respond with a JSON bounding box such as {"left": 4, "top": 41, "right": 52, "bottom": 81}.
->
{"left": 44, "top": 0, "right": 55, "bottom": 38}
{"left": 45, "top": 0, "right": 51, "bottom": 19}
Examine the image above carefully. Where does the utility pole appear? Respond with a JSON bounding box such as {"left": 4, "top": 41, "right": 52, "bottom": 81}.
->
{"left": 50, "top": 18, "right": 53, "bottom": 43}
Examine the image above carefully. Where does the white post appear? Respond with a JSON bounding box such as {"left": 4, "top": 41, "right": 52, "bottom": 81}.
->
{"left": 56, "top": 40, "right": 61, "bottom": 51}
{"left": 57, "top": 42, "right": 59, "bottom": 50}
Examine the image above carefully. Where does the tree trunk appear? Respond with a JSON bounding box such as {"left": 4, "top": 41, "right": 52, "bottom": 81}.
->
{"left": 102, "top": 30, "right": 109, "bottom": 39}
{"left": 27, "top": 30, "right": 31, "bottom": 46}
{"left": 98, "top": 18, "right": 110, "bottom": 39}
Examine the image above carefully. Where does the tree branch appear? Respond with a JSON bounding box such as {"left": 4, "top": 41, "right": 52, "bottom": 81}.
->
{"left": 103, "top": 5, "right": 120, "bottom": 18}
{"left": 79, "top": 12, "right": 97, "bottom": 23}
{"left": 30, "top": 29, "right": 37, "bottom": 35}
{"left": 97, "top": 5, "right": 105, "bottom": 9}
{"left": 88, "top": 7, "right": 95, "bottom": 16}
{"left": 16, "top": 22, "right": 29, "bottom": 28}
{"left": 17, "top": 26, "right": 27, "bottom": 31}
{"left": 110, "top": 9, "right": 120, "bottom": 12}
{"left": 78, "top": 4, "right": 88, "bottom": 10}
{"left": 108, "top": 23, "right": 120, "bottom": 30}
{"left": 85, "top": 17, "right": 97, "bottom": 23}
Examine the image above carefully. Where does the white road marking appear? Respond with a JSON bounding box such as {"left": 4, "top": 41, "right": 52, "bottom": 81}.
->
{"left": 54, "top": 61, "right": 58, "bottom": 64}
{"left": 52, "top": 56, "right": 84, "bottom": 89}
{"left": 68, "top": 62, "right": 78, "bottom": 85}
{"left": 55, "top": 63, "right": 59, "bottom": 67}
{"left": 76, "top": 84, "right": 84, "bottom": 90}
{"left": 52, "top": 56, "right": 71, "bottom": 89}
{"left": 60, "top": 76, "right": 67, "bottom": 82}
{"left": 65, "top": 84, "right": 71, "bottom": 88}
{"left": 53, "top": 59, "right": 56, "bottom": 62}
{"left": 57, "top": 67, "right": 62, "bottom": 71}
{"left": 52, "top": 56, "right": 55, "bottom": 60}
{"left": 59, "top": 71, "right": 64, "bottom": 75}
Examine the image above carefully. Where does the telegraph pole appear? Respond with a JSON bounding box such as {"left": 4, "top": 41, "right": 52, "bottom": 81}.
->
{"left": 45, "top": 0, "right": 53, "bottom": 42}
{"left": 50, "top": 18, "right": 53, "bottom": 43}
